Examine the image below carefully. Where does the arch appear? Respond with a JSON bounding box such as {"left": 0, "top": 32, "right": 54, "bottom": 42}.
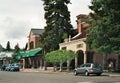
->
{"left": 76, "top": 50, "right": 84, "bottom": 66}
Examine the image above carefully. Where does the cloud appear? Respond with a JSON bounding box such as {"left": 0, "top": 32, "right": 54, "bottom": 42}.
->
{"left": 0, "top": 0, "right": 91, "bottom": 48}
{"left": 1, "top": 17, "right": 30, "bottom": 39}
{"left": 69, "top": 0, "right": 91, "bottom": 27}
{"left": 0, "top": 17, "right": 31, "bottom": 48}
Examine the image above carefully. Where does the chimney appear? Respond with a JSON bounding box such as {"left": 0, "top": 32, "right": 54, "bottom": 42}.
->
{"left": 76, "top": 19, "right": 83, "bottom": 34}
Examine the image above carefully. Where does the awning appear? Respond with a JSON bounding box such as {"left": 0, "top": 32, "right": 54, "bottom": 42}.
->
{"left": 17, "top": 52, "right": 28, "bottom": 59}
{"left": 28, "top": 49, "right": 42, "bottom": 57}
{"left": 17, "top": 48, "right": 42, "bottom": 59}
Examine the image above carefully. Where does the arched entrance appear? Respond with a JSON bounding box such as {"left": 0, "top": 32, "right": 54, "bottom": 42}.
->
{"left": 76, "top": 50, "right": 84, "bottom": 66}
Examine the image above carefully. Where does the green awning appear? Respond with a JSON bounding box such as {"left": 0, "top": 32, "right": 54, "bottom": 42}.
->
{"left": 17, "top": 52, "right": 28, "bottom": 59}
{"left": 17, "top": 48, "right": 42, "bottom": 59}
{"left": 28, "top": 49, "right": 42, "bottom": 57}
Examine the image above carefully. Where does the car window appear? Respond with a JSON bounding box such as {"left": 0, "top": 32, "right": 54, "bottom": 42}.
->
{"left": 93, "top": 63, "right": 100, "bottom": 68}
{"left": 85, "top": 64, "right": 91, "bottom": 67}
{"left": 80, "top": 64, "right": 85, "bottom": 67}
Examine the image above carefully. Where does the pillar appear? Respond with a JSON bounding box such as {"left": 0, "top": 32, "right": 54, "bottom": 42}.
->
{"left": 83, "top": 51, "right": 87, "bottom": 64}
{"left": 75, "top": 57, "right": 78, "bottom": 68}
{"left": 23, "top": 58, "right": 25, "bottom": 69}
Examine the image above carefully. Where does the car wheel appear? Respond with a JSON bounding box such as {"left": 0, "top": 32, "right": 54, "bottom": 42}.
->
{"left": 74, "top": 71, "right": 78, "bottom": 76}
{"left": 85, "top": 71, "right": 89, "bottom": 76}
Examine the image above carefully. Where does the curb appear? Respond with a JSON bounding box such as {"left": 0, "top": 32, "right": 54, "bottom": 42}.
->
{"left": 109, "top": 74, "right": 120, "bottom": 77}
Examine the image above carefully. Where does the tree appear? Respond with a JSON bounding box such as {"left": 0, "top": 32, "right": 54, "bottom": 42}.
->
{"left": 6, "top": 41, "right": 11, "bottom": 51}
{"left": 11, "top": 43, "right": 20, "bottom": 63}
{"left": 86, "top": 0, "right": 120, "bottom": 69}
{"left": 23, "top": 43, "right": 28, "bottom": 51}
{"left": 45, "top": 50, "right": 76, "bottom": 71}
{"left": 41, "top": 0, "right": 74, "bottom": 53}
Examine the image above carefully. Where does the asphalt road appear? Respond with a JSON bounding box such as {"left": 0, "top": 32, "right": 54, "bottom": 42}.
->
{"left": 0, "top": 71, "right": 120, "bottom": 83}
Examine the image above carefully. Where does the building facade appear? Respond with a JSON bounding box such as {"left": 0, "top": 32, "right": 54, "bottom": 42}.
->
{"left": 18, "top": 28, "right": 44, "bottom": 69}
{"left": 59, "top": 14, "right": 120, "bottom": 71}
{"left": 28, "top": 29, "right": 44, "bottom": 50}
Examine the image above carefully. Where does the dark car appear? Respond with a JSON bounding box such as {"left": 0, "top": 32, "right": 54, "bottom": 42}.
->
{"left": 74, "top": 63, "right": 103, "bottom": 76}
{"left": 9, "top": 64, "right": 20, "bottom": 72}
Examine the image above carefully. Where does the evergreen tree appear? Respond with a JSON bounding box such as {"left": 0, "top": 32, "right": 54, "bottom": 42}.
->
{"left": 86, "top": 0, "right": 120, "bottom": 68}
{"left": 11, "top": 43, "right": 20, "bottom": 63}
{"left": 23, "top": 43, "right": 28, "bottom": 51}
{"left": 14, "top": 43, "right": 20, "bottom": 53}
{"left": 41, "top": 0, "right": 73, "bottom": 52}
{"left": 6, "top": 41, "right": 11, "bottom": 51}
{"left": 87, "top": 0, "right": 120, "bottom": 55}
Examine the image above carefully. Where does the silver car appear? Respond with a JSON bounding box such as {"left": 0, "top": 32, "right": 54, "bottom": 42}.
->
{"left": 74, "top": 63, "right": 103, "bottom": 76}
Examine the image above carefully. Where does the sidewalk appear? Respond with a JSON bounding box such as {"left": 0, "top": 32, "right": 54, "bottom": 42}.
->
{"left": 104, "top": 72, "right": 120, "bottom": 77}
{"left": 20, "top": 68, "right": 73, "bottom": 74}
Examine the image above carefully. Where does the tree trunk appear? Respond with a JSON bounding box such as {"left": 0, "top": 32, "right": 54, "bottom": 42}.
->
{"left": 43, "top": 60, "right": 47, "bottom": 70}
{"left": 53, "top": 63, "right": 57, "bottom": 72}
{"left": 59, "top": 62, "right": 63, "bottom": 72}
{"left": 103, "top": 54, "right": 107, "bottom": 70}
{"left": 67, "top": 60, "right": 70, "bottom": 72}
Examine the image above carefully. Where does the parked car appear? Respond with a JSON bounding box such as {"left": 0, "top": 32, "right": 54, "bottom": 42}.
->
{"left": 9, "top": 64, "right": 20, "bottom": 72}
{"left": 5, "top": 64, "right": 12, "bottom": 71}
{"left": 73, "top": 63, "right": 103, "bottom": 76}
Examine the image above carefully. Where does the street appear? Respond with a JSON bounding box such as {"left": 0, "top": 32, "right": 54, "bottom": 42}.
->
{"left": 0, "top": 71, "right": 120, "bottom": 83}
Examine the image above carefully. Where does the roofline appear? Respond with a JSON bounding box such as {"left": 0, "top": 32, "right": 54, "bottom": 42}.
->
{"left": 28, "top": 28, "right": 44, "bottom": 37}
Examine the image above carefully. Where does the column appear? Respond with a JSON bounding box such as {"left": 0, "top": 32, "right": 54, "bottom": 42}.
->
{"left": 83, "top": 51, "right": 87, "bottom": 64}
{"left": 75, "top": 57, "right": 78, "bottom": 68}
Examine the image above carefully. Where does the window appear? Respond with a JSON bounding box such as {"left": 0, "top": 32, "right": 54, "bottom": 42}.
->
{"left": 77, "top": 43, "right": 83, "bottom": 48}
{"left": 86, "top": 64, "right": 91, "bottom": 67}
{"left": 61, "top": 47, "right": 66, "bottom": 50}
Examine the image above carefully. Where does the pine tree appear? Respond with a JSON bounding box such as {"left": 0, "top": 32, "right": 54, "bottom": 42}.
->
{"left": 86, "top": 0, "right": 120, "bottom": 69}
{"left": 6, "top": 41, "right": 11, "bottom": 51}
{"left": 11, "top": 43, "right": 20, "bottom": 63}
{"left": 87, "top": 0, "right": 120, "bottom": 55}
{"left": 41, "top": 0, "right": 73, "bottom": 52}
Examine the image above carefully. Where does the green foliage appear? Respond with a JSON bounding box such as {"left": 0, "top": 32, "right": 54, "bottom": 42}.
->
{"left": 11, "top": 44, "right": 20, "bottom": 63}
{"left": 86, "top": 0, "right": 120, "bottom": 55}
{"left": 6, "top": 41, "right": 11, "bottom": 51}
{"left": 41, "top": 0, "right": 73, "bottom": 52}
{"left": 45, "top": 50, "right": 76, "bottom": 64}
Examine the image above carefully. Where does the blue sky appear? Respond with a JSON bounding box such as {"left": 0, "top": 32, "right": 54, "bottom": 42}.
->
{"left": 0, "top": 0, "right": 91, "bottom": 48}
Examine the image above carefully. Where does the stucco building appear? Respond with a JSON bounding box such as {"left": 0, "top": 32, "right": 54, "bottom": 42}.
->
{"left": 59, "top": 14, "right": 120, "bottom": 71}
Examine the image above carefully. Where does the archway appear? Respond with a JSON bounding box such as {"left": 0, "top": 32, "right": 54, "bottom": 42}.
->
{"left": 77, "top": 50, "right": 84, "bottom": 66}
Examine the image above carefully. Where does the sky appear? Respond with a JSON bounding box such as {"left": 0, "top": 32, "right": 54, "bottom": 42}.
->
{"left": 0, "top": 0, "right": 91, "bottom": 49}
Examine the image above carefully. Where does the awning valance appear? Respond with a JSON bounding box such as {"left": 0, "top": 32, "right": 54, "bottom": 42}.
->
{"left": 28, "top": 49, "right": 42, "bottom": 57}
{"left": 17, "top": 48, "right": 42, "bottom": 59}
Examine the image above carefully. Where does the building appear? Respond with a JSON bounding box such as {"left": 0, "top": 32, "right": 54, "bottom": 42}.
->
{"left": 17, "top": 28, "right": 44, "bottom": 69}
{"left": 59, "top": 14, "right": 120, "bottom": 71}
{"left": 0, "top": 52, "right": 14, "bottom": 67}
{"left": 28, "top": 28, "right": 44, "bottom": 50}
